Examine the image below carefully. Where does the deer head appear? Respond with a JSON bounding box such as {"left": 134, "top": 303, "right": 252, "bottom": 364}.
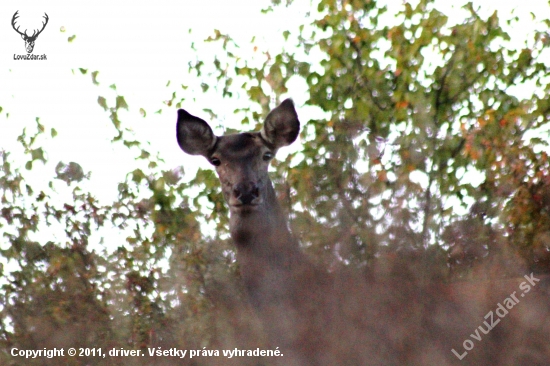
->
{"left": 176, "top": 99, "right": 300, "bottom": 243}
{"left": 12, "top": 11, "right": 49, "bottom": 54}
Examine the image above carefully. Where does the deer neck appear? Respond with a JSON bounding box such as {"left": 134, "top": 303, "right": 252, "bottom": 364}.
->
{"left": 229, "top": 180, "right": 302, "bottom": 275}
{"left": 229, "top": 180, "right": 293, "bottom": 247}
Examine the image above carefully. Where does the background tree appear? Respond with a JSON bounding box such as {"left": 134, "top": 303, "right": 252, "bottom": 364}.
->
{"left": 198, "top": 0, "right": 550, "bottom": 277}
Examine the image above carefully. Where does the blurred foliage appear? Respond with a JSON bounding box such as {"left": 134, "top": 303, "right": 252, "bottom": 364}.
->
{"left": 195, "top": 0, "right": 550, "bottom": 276}
{"left": 1, "top": 0, "right": 550, "bottom": 365}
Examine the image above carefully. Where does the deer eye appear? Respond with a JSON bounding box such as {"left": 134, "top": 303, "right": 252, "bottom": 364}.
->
{"left": 210, "top": 157, "right": 221, "bottom": 166}
{"left": 263, "top": 152, "right": 274, "bottom": 161}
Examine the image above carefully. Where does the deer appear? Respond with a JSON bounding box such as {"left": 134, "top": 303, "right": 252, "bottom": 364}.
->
{"left": 176, "top": 99, "right": 550, "bottom": 365}
{"left": 176, "top": 99, "right": 350, "bottom": 365}
{"left": 12, "top": 11, "right": 49, "bottom": 54}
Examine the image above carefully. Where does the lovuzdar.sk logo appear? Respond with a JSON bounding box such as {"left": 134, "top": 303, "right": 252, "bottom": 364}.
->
{"left": 12, "top": 10, "right": 48, "bottom": 60}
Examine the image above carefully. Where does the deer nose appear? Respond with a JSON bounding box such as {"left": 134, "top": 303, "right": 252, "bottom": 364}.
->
{"left": 233, "top": 182, "right": 259, "bottom": 205}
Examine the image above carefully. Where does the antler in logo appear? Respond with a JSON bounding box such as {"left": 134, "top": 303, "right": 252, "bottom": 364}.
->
{"left": 12, "top": 11, "right": 49, "bottom": 54}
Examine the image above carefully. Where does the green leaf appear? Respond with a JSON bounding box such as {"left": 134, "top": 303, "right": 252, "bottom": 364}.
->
{"left": 139, "top": 150, "right": 150, "bottom": 160}
{"left": 91, "top": 71, "right": 100, "bottom": 85}
{"left": 116, "top": 96, "right": 129, "bottom": 111}
{"left": 123, "top": 140, "right": 140, "bottom": 148}
{"left": 30, "top": 148, "right": 46, "bottom": 163}
{"left": 97, "top": 96, "right": 108, "bottom": 111}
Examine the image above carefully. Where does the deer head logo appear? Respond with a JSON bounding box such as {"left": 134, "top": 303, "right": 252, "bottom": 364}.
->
{"left": 12, "top": 11, "right": 49, "bottom": 54}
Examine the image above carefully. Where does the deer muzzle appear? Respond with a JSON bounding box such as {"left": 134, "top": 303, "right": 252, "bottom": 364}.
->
{"left": 232, "top": 182, "right": 260, "bottom": 206}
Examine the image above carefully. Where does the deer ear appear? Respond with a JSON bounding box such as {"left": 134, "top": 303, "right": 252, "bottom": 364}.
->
{"left": 261, "top": 99, "right": 300, "bottom": 149}
{"left": 176, "top": 109, "right": 217, "bottom": 157}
